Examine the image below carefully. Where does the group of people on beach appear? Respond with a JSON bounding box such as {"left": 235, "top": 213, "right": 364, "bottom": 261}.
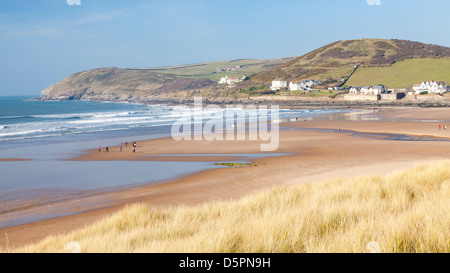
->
{"left": 439, "top": 125, "right": 447, "bottom": 130}
{"left": 98, "top": 141, "right": 137, "bottom": 153}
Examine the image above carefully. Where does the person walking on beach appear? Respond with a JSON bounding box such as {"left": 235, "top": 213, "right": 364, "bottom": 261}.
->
{"left": 98, "top": 146, "right": 101, "bottom": 152}
{"left": 106, "top": 147, "right": 109, "bottom": 152}
{"left": 120, "top": 146, "right": 123, "bottom": 152}
{"left": 132, "top": 147, "right": 136, "bottom": 153}
{"left": 439, "top": 125, "right": 441, "bottom": 130}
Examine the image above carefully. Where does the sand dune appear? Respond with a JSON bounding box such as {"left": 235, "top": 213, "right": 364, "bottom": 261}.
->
{"left": 1, "top": 107, "right": 450, "bottom": 249}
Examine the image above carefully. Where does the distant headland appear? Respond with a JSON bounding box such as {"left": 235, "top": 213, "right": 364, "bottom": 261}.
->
{"left": 40, "top": 39, "right": 450, "bottom": 107}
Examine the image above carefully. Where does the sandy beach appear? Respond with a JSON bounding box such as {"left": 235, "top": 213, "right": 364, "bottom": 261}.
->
{"left": 1, "top": 107, "right": 450, "bottom": 250}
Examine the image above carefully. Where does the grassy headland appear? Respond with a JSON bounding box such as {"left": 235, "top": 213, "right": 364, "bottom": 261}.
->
{"left": 131, "top": 58, "right": 292, "bottom": 82}
{"left": 39, "top": 39, "right": 450, "bottom": 102}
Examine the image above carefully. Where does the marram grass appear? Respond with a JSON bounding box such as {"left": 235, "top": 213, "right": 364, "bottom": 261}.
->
{"left": 5, "top": 161, "right": 450, "bottom": 253}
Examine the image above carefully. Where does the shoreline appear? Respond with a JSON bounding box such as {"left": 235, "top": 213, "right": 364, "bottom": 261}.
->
{"left": 36, "top": 96, "right": 450, "bottom": 109}
{"left": 2, "top": 107, "right": 450, "bottom": 250}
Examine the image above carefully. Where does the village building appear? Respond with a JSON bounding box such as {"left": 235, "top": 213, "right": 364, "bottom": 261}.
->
{"left": 412, "top": 81, "right": 448, "bottom": 94}
{"left": 345, "top": 84, "right": 398, "bottom": 101}
{"left": 304, "top": 80, "right": 321, "bottom": 87}
{"left": 349, "top": 85, "right": 387, "bottom": 95}
{"left": 271, "top": 79, "right": 288, "bottom": 91}
{"left": 349, "top": 86, "right": 362, "bottom": 94}
{"left": 361, "top": 85, "right": 387, "bottom": 95}
{"left": 289, "top": 81, "right": 302, "bottom": 91}
{"left": 218, "top": 76, "right": 243, "bottom": 87}
{"left": 288, "top": 80, "right": 321, "bottom": 91}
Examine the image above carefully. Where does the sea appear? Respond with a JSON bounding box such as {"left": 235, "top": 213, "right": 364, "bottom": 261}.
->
{"left": 0, "top": 96, "right": 351, "bottom": 228}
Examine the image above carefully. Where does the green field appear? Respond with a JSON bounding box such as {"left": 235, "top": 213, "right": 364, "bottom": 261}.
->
{"left": 346, "top": 58, "right": 450, "bottom": 89}
{"left": 128, "top": 58, "right": 292, "bottom": 82}
{"left": 251, "top": 39, "right": 450, "bottom": 87}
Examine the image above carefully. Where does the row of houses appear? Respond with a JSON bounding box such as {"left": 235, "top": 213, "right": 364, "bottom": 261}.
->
{"left": 272, "top": 80, "right": 449, "bottom": 95}
{"left": 345, "top": 81, "right": 449, "bottom": 101}
{"left": 344, "top": 84, "right": 396, "bottom": 101}
{"left": 271, "top": 79, "right": 321, "bottom": 91}
{"left": 345, "top": 84, "right": 397, "bottom": 101}
{"left": 412, "top": 81, "right": 449, "bottom": 94}
{"left": 349, "top": 84, "right": 388, "bottom": 95}
{"left": 349, "top": 81, "right": 449, "bottom": 96}
{"left": 219, "top": 76, "right": 449, "bottom": 98}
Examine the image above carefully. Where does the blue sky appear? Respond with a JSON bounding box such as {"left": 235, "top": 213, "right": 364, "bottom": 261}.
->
{"left": 1, "top": 0, "right": 450, "bottom": 95}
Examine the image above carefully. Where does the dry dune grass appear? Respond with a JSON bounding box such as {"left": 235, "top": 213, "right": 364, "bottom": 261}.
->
{"left": 6, "top": 161, "right": 450, "bottom": 253}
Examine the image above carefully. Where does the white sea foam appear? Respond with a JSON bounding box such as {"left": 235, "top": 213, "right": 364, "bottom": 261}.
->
{"left": 0, "top": 98, "right": 350, "bottom": 142}
{"left": 0, "top": 105, "right": 177, "bottom": 141}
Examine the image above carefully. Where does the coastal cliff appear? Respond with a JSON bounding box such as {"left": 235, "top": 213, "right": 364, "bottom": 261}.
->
{"left": 40, "top": 39, "right": 450, "bottom": 103}
{"left": 40, "top": 67, "right": 216, "bottom": 101}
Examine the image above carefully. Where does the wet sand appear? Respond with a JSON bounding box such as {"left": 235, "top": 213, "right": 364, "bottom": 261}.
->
{"left": 1, "top": 107, "right": 450, "bottom": 250}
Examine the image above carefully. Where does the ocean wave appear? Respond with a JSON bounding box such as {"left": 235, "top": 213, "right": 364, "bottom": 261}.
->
{"left": 0, "top": 129, "right": 46, "bottom": 137}
{"left": 0, "top": 115, "right": 36, "bottom": 121}
{"left": 0, "top": 100, "right": 344, "bottom": 142}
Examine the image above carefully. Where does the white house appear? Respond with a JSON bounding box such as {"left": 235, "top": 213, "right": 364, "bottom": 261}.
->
{"left": 271, "top": 79, "right": 288, "bottom": 91}
{"left": 360, "top": 86, "right": 371, "bottom": 95}
{"left": 349, "top": 86, "right": 362, "bottom": 94}
{"left": 304, "top": 80, "right": 321, "bottom": 87}
{"left": 288, "top": 80, "right": 321, "bottom": 91}
{"left": 412, "top": 81, "right": 448, "bottom": 94}
{"left": 218, "top": 76, "right": 242, "bottom": 86}
{"left": 289, "top": 81, "right": 302, "bottom": 91}
{"left": 368, "top": 84, "right": 387, "bottom": 95}
{"left": 350, "top": 85, "right": 387, "bottom": 95}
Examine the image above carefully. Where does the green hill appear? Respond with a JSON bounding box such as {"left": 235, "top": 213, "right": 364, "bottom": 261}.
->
{"left": 346, "top": 58, "right": 450, "bottom": 89}
{"left": 40, "top": 59, "right": 292, "bottom": 101}
{"left": 128, "top": 58, "right": 293, "bottom": 82}
{"left": 40, "top": 39, "right": 450, "bottom": 101}
{"left": 251, "top": 39, "right": 450, "bottom": 88}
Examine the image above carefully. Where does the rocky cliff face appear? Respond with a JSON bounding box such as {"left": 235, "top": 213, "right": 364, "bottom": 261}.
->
{"left": 40, "top": 67, "right": 216, "bottom": 101}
